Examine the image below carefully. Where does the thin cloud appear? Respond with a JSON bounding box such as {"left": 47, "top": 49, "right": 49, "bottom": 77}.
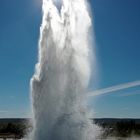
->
{"left": 88, "top": 80, "right": 140, "bottom": 97}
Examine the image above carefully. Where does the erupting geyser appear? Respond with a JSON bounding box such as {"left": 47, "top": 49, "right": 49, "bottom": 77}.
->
{"left": 31, "top": 0, "right": 97, "bottom": 139}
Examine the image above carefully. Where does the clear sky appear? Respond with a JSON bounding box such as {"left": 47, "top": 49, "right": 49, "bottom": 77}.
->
{"left": 0, "top": 0, "right": 140, "bottom": 118}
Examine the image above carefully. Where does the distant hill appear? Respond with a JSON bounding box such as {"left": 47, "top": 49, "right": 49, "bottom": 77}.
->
{"left": 0, "top": 118, "right": 140, "bottom": 124}
{"left": 0, "top": 118, "right": 29, "bottom": 124}
{"left": 94, "top": 118, "right": 140, "bottom": 125}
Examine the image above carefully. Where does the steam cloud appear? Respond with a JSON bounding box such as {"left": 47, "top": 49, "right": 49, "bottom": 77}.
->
{"left": 31, "top": 0, "right": 98, "bottom": 140}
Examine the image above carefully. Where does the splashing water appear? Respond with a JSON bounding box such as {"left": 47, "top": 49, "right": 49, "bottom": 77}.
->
{"left": 31, "top": 0, "right": 97, "bottom": 140}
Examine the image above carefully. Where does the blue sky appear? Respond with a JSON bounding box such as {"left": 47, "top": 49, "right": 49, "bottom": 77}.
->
{"left": 0, "top": 0, "right": 140, "bottom": 118}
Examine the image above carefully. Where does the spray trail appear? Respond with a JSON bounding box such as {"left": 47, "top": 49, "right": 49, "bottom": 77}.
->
{"left": 31, "top": 0, "right": 97, "bottom": 140}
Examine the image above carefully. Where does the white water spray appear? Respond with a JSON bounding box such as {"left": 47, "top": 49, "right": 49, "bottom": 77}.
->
{"left": 31, "top": 0, "right": 97, "bottom": 139}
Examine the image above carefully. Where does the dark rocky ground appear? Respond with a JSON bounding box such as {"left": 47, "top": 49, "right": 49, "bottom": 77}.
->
{"left": 0, "top": 118, "right": 32, "bottom": 139}
{"left": 0, "top": 118, "right": 140, "bottom": 139}
{"left": 94, "top": 118, "right": 140, "bottom": 138}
